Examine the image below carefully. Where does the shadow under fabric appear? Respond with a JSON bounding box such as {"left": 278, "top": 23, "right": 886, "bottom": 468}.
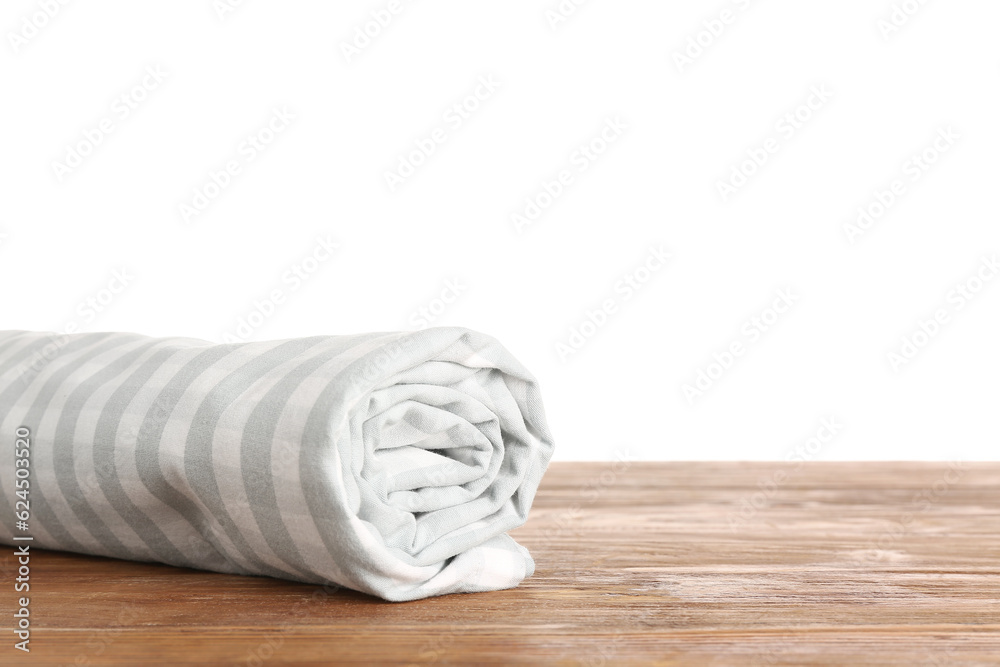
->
{"left": 0, "top": 327, "right": 554, "bottom": 601}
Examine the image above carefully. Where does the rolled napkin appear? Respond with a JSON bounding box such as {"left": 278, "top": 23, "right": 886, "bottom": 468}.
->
{"left": 0, "top": 327, "right": 553, "bottom": 601}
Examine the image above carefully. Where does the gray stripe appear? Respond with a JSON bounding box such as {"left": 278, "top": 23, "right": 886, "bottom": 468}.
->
{"left": 183, "top": 337, "right": 328, "bottom": 578}
{"left": 51, "top": 339, "right": 165, "bottom": 554}
{"left": 133, "top": 344, "right": 238, "bottom": 572}
{"left": 3, "top": 333, "right": 130, "bottom": 543}
{"left": 241, "top": 335, "right": 377, "bottom": 578}
{"left": 0, "top": 332, "right": 79, "bottom": 390}
{"left": 91, "top": 344, "right": 193, "bottom": 566}
{"left": 0, "top": 333, "right": 117, "bottom": 536}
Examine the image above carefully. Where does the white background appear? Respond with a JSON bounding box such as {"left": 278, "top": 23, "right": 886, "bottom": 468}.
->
{"left": 2, "top": 0, "right": 997, "bottom": 461}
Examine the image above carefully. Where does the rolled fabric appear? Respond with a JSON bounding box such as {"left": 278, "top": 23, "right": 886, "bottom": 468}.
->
{"left": 0, "top": 327, "right": 554, "bottom": 601}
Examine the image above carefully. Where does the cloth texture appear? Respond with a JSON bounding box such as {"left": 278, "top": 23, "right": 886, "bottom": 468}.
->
{"left": 0, "top": 327, "right": 554, "bottom": 601}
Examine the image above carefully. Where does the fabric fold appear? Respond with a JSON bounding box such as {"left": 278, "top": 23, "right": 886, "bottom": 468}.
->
{"left": 0, "top": 327, "right": 554, "bottom": 601}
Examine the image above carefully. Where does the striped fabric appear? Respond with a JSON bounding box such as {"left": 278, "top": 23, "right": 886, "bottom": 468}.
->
{"left": 0, "top": 327, "right": 554, "bottom": 601}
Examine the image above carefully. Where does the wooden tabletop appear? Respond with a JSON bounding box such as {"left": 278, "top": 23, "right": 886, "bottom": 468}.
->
{"left": 5, "top": 462, "right": 999, "bottom": 665}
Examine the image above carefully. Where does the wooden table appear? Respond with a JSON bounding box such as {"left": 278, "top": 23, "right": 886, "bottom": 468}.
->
{"left": 5, "top": 462, "right": 999, "bottom": 665}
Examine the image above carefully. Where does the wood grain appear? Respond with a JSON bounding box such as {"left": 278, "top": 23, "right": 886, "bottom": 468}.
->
{"left": 3, "top": 462, "right": 999, "bottom": 666}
